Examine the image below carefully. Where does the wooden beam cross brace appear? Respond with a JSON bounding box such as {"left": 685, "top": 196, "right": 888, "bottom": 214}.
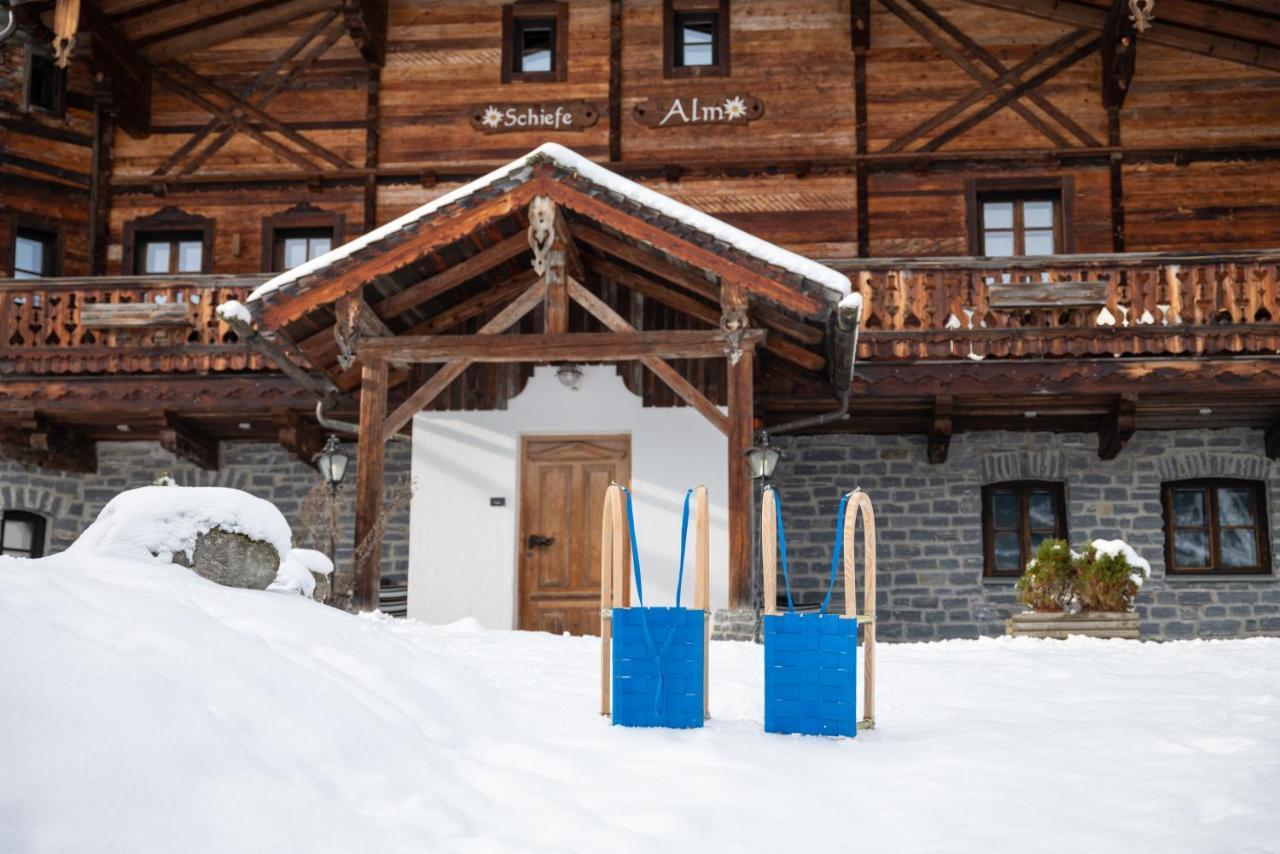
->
{"left": 1102, "top": 0, "right": 1138, "bottom": 109}
{"left": 80, "top": 1, "right": 151, "bottom": 138}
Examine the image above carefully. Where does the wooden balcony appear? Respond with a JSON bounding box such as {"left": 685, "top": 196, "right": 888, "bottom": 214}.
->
{"left": 836, "top": 249, "right": 1280, "bottom": 362}
{"left": 0, "top": 275, "right": 270, "bottom": 376}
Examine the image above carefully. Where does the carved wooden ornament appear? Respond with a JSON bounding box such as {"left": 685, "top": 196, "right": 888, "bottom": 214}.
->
{"left": 633, "top": 94, "right": 764, "bottom": 128}
{"left": 470, "top": 101, "right": 600, "bottom": 133}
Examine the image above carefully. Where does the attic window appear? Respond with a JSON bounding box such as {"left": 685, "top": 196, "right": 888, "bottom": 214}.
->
{"left": 665, "top": 0, "right": 730, "bottom": 78}
{"left": 24, "top": 47, "right": 65, "bottom": 116}
{"left": 502, "top": 3, "right": 568, "bottom": 83}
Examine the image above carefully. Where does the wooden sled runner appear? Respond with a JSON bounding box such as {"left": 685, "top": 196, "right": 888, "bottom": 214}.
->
{"left": 600, "top": 482, "right": 710, "bottom": 727}
{"left": 762, "top": 486, "right": 878, "bottom": 736}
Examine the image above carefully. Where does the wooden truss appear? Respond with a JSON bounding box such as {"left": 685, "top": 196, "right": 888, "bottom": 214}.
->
{"left": 343, "top": 195, "right": 774, "bottom": 612}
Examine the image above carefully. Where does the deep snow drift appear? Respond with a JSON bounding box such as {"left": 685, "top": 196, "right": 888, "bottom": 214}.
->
{"left": 2, "top": 551, "right": 1277, "bottom": 854}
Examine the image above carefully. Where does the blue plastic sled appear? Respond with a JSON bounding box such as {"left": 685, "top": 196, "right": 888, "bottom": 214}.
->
{"left": 761, "top": 486, "right": 878, "bottom": 737}
{"left": 600, "top": 483, "right": 709, "bottom": 729}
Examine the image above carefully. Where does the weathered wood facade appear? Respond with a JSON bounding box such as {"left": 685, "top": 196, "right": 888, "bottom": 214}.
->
{"left": 3, "top": 0, "right": 1280, "bottom": 620}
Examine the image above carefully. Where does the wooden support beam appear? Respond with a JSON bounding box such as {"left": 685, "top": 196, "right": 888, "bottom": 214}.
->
{"left": 88, "top": 102, "right": 113, "bottom": 275}
{"left": 363, "top": 66, "right": 380, "bottom": 231}
{"left": 958, "top": 0, "right": 1280, "bottom": 72}
{"left": 567, "top": 278, "right": 732, "bottom": 435}
{"left": 1101, "top": 0, "right": 1137, "bottom": 109}
{"left": 586, "top": 254, "right": 824, "bottom": 371}
{"left": 1266, "top": 415, "right": 1280, "bottom": 461}
{"left": 219, "top": 313, "right": 341, "bottom": 401}
{"left": 571, "top": 223, "right": 824, "bottom": 345}
{"left": 928, "top": 396, "right": 953, "bottom": 465}
{"left": 379, "top": 280, "right": 547, "bottom": 442}
{"left": 159, "top": 411, "right": 219, "bottom": 470}
{"left": 356, "top": 329, "right": 763, "bottom": 365}
{"left": 143, "top": 0, "right": 335, "bottom": 62}
{"left": 542, "top": 177, "right": 826, "bottom": 318}
{"left": 1099, "top": 392, "right": 1138, "bottom": 460}
{"left": 278, "top": 410, "right": 325, "bottom": 468}
{"left": 608, "top": 0, "right": 623, "bottom": 161}
{"left": 259, "top": 183, "right": 541, "bottom": 329}
{"left": 353, "top": 356, "right": 388, "bottom": 611}
{"left": 726, "top": 335, "right": 754, "bottom": 610}
{"left": 343, "top": 0, "right": 388, "bottom": 67}
{"left": 370, "top": 231, "right": 531, "bottom": 321}
{"left": 80, "top": 0, "right": 151, "bottom": 138}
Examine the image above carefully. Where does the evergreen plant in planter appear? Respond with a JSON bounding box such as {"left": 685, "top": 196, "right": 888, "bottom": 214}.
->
{"left": 1007, "top": 539, "right": 1149, "bottom": 640}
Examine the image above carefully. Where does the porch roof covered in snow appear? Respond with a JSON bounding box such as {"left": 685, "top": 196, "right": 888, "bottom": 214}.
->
{"left": 220, "top": 143, "right": 856, "bottom": 614}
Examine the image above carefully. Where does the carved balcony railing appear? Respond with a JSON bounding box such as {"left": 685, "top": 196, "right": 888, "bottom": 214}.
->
{"left": 0, "top": 275, "right": 271, "bottom": 375}
{"left": 839, "top": 250, "right": 1280, "bottom": 362}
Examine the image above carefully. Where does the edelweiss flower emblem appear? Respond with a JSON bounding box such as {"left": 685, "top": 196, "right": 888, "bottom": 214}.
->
{"left": 722, "top": 96, "right": 748, "bottom": 120}
{"left": 480, "top": 106, "right": 503, "bottom": 129}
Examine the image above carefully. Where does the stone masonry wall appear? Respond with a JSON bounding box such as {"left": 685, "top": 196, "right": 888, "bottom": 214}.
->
{"left": 0, "top": 440, "right": 412, "bottom": 612}
{"left": 765, "top": 428, "right": 1280, "bottom": 641}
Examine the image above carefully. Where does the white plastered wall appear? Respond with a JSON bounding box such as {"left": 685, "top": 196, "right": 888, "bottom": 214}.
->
{"left": 408, "top": 365, "right": 729, "bottom": 629}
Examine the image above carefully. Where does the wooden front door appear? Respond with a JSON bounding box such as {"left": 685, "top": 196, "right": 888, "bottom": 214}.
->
{"left": 518, "top": 435, "right": 630, "bottom": 636}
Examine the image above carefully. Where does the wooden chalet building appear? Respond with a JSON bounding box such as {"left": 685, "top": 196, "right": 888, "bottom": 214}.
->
{"left": 2, "top": 0, "right": 1279, "bottom": 640}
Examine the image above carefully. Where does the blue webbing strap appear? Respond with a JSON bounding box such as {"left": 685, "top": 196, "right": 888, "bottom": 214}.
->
{"left": 770, "top": 487, "right": 797, "bottom": 614}
{"left": 820, "top": 492, "right": 853, "bottom": 616}
{"left": 675, "top": 488, "right": 692, "bottom": 607}
{"left": 771, "top": 488, "right": 852, "bottom": 616}
{"left": 619, "top": 485, "right": 691, "bottom": 717}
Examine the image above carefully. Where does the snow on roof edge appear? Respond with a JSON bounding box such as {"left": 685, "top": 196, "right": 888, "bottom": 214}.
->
{"left": 245, "top": 143, "right": 850, "bottom": 304}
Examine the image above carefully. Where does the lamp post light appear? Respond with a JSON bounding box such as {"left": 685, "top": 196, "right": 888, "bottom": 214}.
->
{"left": 314, "top": 435, "right": 349, "bottom": 495}
{"left": 313, "top": 435, "right": 349, "bottom": 604}
{"left": 745, "top": 432, "right": 781, "bottom": 480}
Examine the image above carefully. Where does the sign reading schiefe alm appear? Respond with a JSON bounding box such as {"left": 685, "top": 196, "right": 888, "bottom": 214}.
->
{"left": 470, "top": 101, "right": 600, "bottom": 133}
{"left": 633, "top": 94, "right": 765, "bottom": 128}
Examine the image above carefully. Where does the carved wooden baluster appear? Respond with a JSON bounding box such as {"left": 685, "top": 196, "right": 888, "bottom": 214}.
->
{"left": 1259, "top": 262, "right": 1280, "bottom": 323}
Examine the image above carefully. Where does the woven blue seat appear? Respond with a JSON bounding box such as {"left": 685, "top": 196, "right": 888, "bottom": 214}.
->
{"left": 763, "top": 489, "right": 860, "bottom": 738}
{"left": 611, "top": 487, "right": 705, "bottom": 729}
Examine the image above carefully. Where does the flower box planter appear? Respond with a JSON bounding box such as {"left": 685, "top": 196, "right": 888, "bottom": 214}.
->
{"left": 1007, "top": 611, "right": 1140, "bottom": 640}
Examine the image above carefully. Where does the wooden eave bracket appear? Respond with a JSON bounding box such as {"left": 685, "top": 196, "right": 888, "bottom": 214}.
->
{"left": 0, "top": 412, "right": 98, "bottom": 474}
{"left": 1265, "top": 415, "right": 1280, "bottom": 461}
{"left": 159, "top": 411, "right": 219, "bottom": 471}
{"left": 279, "top": 410, "right": 326, "bottom": 468}
{"left": 343, "top": 0, "right": 388, "bottom": 67}
{"left": 81, "top": 0, "right": 152, "bottom": 137}
{"left": 1098, "top": 393, "right": 1137, "bottom": 460}
{"left": 928, "top": 396, "right": 953, "bottom": 465}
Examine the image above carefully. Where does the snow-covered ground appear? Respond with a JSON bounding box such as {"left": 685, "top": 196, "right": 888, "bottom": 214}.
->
{"left": 2, "top": 551, "right": 1278, "bottom": 854}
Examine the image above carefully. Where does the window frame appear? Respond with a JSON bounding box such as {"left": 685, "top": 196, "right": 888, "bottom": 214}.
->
{"left": 9, "top": 218, "right": 61, "bottom": 279}
{"left": 664, "top": 0, "right": 731, "bottom": 79}
{"left": 1161, "top": 478, "right": 1272, "bottom": 576}
{"left": 981, "top": 480, "right": 1069, "bottom": 578}
{"left": 23, "top": 43, "right": 66, "bottom": 118}
{"left": 2, "top": 510, "right": 48, "bottom": 559}
{"left": 260, "top": 205, "right": 345, "bottom": 273}
{"left": 501, "top": 1, "right": 568, "bottom": 84}
{"left": 966, "top": 177, "right": 1075, "bottom": 257}
{"left": 122, "top": 207, "right": 215, "bottom": 276}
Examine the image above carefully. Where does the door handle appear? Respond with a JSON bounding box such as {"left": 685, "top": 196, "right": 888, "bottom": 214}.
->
{"left": 527, "top": 534, "right": 556, "bottom": 549}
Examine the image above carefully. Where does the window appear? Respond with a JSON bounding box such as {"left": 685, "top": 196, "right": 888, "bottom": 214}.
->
{"left": 260, "top": 205, "right": 344, "bottom": 273}
{"left": 24, "top": 47, "right": 65, "bottom": 116}
{"left": 1162, "top": 480, "right": 1271, "bottom": 575}
{"left": 136, "top": 232, "right": 205, "bottom": 275}
{"left": 967, "top": 178, "right": 1074, "bottom": 257}
{"left": 982, "top": 481, "right": 1068, "bottom": 577}
{"left": 664, "top": 0, "right": 730, "bottom": 78}
{"left": 501, "top": 2, "right": 568, "bottom": 83}
{"left": 978, "top": 194, "right": 1061, "bottom": 257}
{"left": 273, "top": 228, "right": 333, "bottom": 271}
{"left": 122, "top": 207, "right": 215, "bottom": 276}
{"left": 13, "top": 226, "right": 58, "bottom": 279}
{"left": 2, "top": 511, "right": 47, "bottom": 558}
